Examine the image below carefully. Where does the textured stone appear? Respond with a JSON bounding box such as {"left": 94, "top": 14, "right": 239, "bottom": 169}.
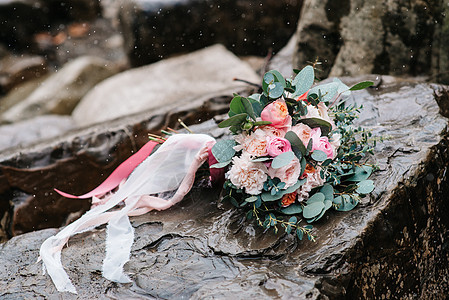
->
{"left": 118, "top": 0, "right": 301, "bottom": 66}
{"left": 1, "top": 76, "right": 449, "bottom": 298}
{"left": 0, "top": 54, "right": 48, "bottom": 95}
{"left": 292, "top": 0, "right": 449, "bottom": 84}
{"left": 1, "top": 56, "right": 118, "bottom": 123}
{"left": 72, "top": 44, "right": 260, "bottom": 126}
{"left": 0, "top": 115, "right": 74, "bottom": 153}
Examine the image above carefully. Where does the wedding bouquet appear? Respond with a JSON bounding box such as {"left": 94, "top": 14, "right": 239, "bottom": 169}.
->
{"left": 211, "top": 66, "right": 376, "bottom": 240}
{"left": 41, "top": 66, "right": 376, "bottom": 293}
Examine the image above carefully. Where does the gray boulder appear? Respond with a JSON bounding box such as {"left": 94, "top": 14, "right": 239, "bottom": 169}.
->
{"left": 1, "top": 56, "right": 118, "bottom": 123}
{"left": 72, "top": 44, "right": 260, "bottom": 127}
{"left": 1, "top": 76, "right": 449, "bottom": 298}
{"left": 292, "top": 0, "right": 449, "bottom": 84}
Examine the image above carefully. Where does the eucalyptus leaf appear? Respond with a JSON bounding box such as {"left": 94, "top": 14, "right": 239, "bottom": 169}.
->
{"left": 309, "top": 82, "right": 339, "bottom": 103}
{"left": 283, "top": 178, "right": 307, "bottom": 194}
{"left": 285, "top": 131, "right": 307, "bottom": 157}
{"left": 268, "top": 82, "right": 284, "bottom": 99}
{"left": 311, "top": 150, "right": 328, "bottom": 162}
{"left": 296, "top": 228, "right": 304, "bottom": 240}
{"left": 281, "top": 204, "right": 303, "bottom": 215}
{"left": 261, "top": 192, "right": 283, "bottom": 202}
{"left": 320, "top": 185, "right": 334, "bottom": 201}
{"left": 324, "top": 200, "right": 333, "bottom": 210}
{"left": 303, "top": 201, "right": 325, "bottom": 219}
{"left": 292, "top": 65, "right": 314, "bottom": 96}
{"left": 288, "top": 216, "right": 298, "bottom": 224}
{"left": 307, "top": 192, "right": 325, "bottom": 204}
{"left": 349, "top": 81, "right": 373, "bottom": 91}
{"left": 271, "top": 151, "right": 295, "bottom": 169}
{"left": 346, "top": 165, "right": 373, "bottom": 182}
{"left": 218, "top": 113, "right": 248, "bottom": 128}
{"left": 211, "top": 139, "right": 236, "bottom": 163}
{"left": 335, "top": 194, "right": 358, "bottom": 211}
{"left": 210, "top": 161, "right": 231, "bottom": 168}
{"left": 247, "top": 96, "right": 263, "bottom": 117}
{"left": 251, "top": 157, "right": 271, "bottom": 162}
{"left": 356, "top": 180, "right": 375, "bottom": 194}
{"left": 269, "top": 69, "right": 286, "bottom": 87}
{"left": 245, "top": 196, "right": 258, "bottom": 203}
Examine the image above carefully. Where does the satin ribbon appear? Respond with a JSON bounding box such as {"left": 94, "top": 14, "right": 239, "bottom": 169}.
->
{"left": 39, "top": 134, "right": 215, "bottom": 294}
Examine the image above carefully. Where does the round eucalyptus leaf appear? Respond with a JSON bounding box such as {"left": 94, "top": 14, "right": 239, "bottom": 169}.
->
{"left": 268, "top": 82, "right": 284, "bottom": 99}
{"left": 303, "top": 201, "right": 325, "bottom": 219}
{"left": 356, "top": 180, "right": 375, "bottom": 194}
{"left": 211, "top": 139, "right": 236, "bottom": 162}
{"left": 281, "top": 204, "right": 303, "bottom": 215}
{"left": 271, "top": 151, "right": 295, "bottom": 169}
{"left": 307, "top": 192, "right": 325, "bottom": 204}
{"left": 311, "top": 150, "right": 328, "bottom": 162}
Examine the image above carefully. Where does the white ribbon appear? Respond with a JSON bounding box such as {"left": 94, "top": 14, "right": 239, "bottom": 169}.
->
{"left": 39, "top": 134, "right": 215, "bottom": 293}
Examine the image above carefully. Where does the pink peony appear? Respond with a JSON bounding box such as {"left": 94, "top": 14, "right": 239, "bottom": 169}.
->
{"left": 227, "top": 153, "right": 268, "bottom": 195}
{"left": 267, "top": 157, "right": 301, "bottom": 189}
{"left": 261, "top": 100, "right": 292, "bottom": 130}
{"left": 311, "top": 128, "right": 335, "bottom": 159}
{"left": 290, "top": 123, "right": 313, "bottom": 146}
{"left": 266, "top": 136, "right": 292, "bottom": 157}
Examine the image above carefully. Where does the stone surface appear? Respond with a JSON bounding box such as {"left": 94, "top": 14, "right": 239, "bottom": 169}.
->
{"left": 72, "top": 44, "right": 260, "bottom": 126}
{"left": 118, "top": 0, "right": 301, "bottom": 66}
{"left": 0, "top": 115, "right": 74, "bottom": 153}
{"left": 0, "top": 54, "right": 48, "bottom": 95}
{"left": 292, "top": 0, "right": 449, "bottom": 84}
{"left": 1, "top": 56, "right": 118, "bottom": 123}
{"left": 1, "top": 76, "right": 449, "bottom": 298}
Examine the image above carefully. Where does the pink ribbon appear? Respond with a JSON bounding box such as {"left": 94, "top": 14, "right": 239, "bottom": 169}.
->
{"left": 54, "top": 141, "right": 158, "bottom": 199}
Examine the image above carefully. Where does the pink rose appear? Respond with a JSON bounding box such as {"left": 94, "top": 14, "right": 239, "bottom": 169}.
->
{"left": 267, "top": 157, "right": 301, "bottom": 188}
{"left": 261, "top": 100, "right": 292, "bottom": 129}
{"left": 266, "top": 137, "right": 292, "bottom": 157}
{"left": 311, "top": 128, "right": 335, "bottom": 159}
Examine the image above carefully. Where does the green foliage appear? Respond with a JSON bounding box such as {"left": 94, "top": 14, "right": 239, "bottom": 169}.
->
{"left": 216, "top": 66, "right": 376, "bottom": 243}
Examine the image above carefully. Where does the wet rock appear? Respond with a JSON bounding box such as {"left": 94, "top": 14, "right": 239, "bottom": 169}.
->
{"left": 72, "top": 44, "right": 260, "bottom": 127}
{"left": 0, "top": 54, "right": 48, "bottom": 95}
{"left": 0, "top": 0, "right": 101, "bottom": 52}
{"left": 0, "top": 115, "right": 74, "bottom": 153}
{"left": 292, "top": 0, "right": 449, "bottom": 84}
{"left": 1, "top": 76, "right": 449, "bottom": 298}
{"left": 0, "top": 56, "right": 118, "bottom": 123}
{"left": 118, "top": 0, "right": 301, "bottom": 67}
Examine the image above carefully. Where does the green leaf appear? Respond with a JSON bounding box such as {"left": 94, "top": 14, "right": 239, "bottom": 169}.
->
{"left": 263, "top": 72, "right": 275, "bottom": 93}
{"left": 252, "top": 121, "right": 272, "bottom": 126}
{"left": 251, "top": 157, "right": 271, "bottom": 162}
{"left": 307, "top": 192, "right": 325, "bottom": 204}
{"left": 346, "top": 165, "right": 373, "bottom": 182}
{"left": 288, "top": 216, "right": 298, "bottom": 224}
{"left": 283, "top": 178, "right": 306, "bottom": 194}
{"left": 311, "top": 150, "right": 328, "bottom": 162}
{"left": 320, "top": 185, "right": 334, "bottom": 201}
{"left": 241, "top": 97, "right": 256, "bottom": 121}
{"left": 303, "top": 201, "right": 325, "bottom": 219}
{"left": 309, "top": 82, "right": 339, "bottom": 103}
{"left": 211, "top": 139, "right": 236, "bottom": 162}
{"left": 281, "top": 204, "right": 303, "bottom": 215}
{"left": 269, "top": 70, "right": 286, "bottom": 87}
{"left": 218, "top": 113, "right": 248, "bottom": 128}
{"left": 247, "top": 96, "right": 263, "bottom": 117}
{"left": 292, "top": 65, "right": 314, "bottom": 96}
{"left": 268, "top": 82, "right": 284, "bottom": 99}
{"left": 229, "top": 96, "right": 246, "bottom": 116}
{"left": 333, "top": 195, "right": 342, "bottom": 206}
{"left": 245, "top": 196, "right": 258, "bottom": 203}
{"left": 298, "top": 117, "right": 332, "bottom": 136}
{"left": 296, "top": 228, "right": 304, "bottom": 240}
{"left": 300, "top": 157, "right": 307, "bottom": 176}
{"left": 261, "top": 192, "right": 283, "bottom": 202}
{"left": 210, "top": 161, "right": 231, "bottom": 168}
{"left": 335, "top": 194, "right": 358, "bottom": 211}
{"left": 356, "top": 180, "right": 375, "bottom": 194}
{"left": 271, "top": 151, "right": 295, "bottom": 169}
{"left": 324, "top": 200, "right": 333, "bottom": 210}
{"left": 285, "top": 131, "right": 307, "bottom": 157}
{"left": 230, "top": 197, "right": 239, "bottom": 207}
{"left": 349, "top": 81, "right": 373, "bottom": 91}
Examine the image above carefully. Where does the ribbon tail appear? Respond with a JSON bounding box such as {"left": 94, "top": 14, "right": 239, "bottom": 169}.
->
{"left": 54, "top": 141, "right": 158, "bottom": 199}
